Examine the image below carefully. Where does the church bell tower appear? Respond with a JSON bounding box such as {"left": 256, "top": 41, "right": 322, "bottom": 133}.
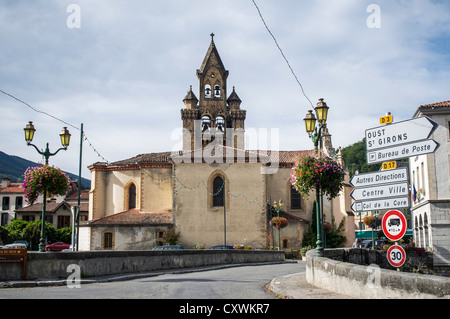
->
{"left": 181, "top": 34, "right": 246, "bottom": 151}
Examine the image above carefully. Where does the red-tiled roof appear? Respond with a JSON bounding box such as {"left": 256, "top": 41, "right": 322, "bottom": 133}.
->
{"left": 83, "top": 209, "right": 173, "bottom": 226}
{"left": 419, "top": 100, "right": 450, "bottom": 108}
{"left": 0, "top": 183, "right": 24, "bottom": 194}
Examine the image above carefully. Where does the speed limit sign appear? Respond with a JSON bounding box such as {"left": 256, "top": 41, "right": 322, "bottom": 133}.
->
{"left": 382, "top": 210, "right": 407, "bottom": 241}
{"left": 387, "top": 244, "right": 406, "bottom": 268}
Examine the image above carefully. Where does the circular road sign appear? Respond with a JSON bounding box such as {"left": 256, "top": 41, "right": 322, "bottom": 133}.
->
{"left": 382, "top": 210, "right": 407, "bottom": 241}
{"left": 387, "top": 245, "right": 406, "bottom": 268}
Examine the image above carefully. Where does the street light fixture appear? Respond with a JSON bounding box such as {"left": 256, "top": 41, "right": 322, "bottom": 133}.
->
{"left": 303, "top": 98, "right": 330, "bottom": 257}
{"left": 23, "top": 121, "right": 71, "bottom": 252}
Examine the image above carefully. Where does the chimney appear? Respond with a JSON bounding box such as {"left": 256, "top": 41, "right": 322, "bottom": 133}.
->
{"left": 1, "top": 177, "right": 11, "bottom": 188}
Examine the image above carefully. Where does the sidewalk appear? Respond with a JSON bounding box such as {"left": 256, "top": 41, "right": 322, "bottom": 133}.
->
{"left": 269, "top": 271, "right": 353, "bottom": 299}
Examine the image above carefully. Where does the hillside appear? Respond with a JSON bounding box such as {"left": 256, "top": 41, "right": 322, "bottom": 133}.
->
{"left": 0, "top": 151, "right": 90, "bottom": 189}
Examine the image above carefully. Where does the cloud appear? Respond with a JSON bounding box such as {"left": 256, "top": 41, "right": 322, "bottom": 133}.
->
{"left": 0, "top": 0, "right": 449, "bottom": 178}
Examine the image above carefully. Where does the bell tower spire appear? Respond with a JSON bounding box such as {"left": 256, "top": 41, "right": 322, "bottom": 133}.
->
{"left": 181, "top": 34, "right": 246, "bottom": 151}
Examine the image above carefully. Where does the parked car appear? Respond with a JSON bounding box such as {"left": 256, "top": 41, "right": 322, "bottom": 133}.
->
{"left": 45, "top": 242, "right": 71, "bottom": 251}
{"left": 3, "top": 243, "right": 27, "bottom": 249}
{"left": 152, "top": 245, "right": 183, "bottom": 250}
{"left": 208, "top": 245, "right": 234, "bottom": 250}
{"left": 12, "top": 240, "right": 30, "bottom": 249}
{"left": 62, "top": 245, "right": 73, "bottom": 252}
{"left": 360, "top": 239, "right": 387, "bottom": 249}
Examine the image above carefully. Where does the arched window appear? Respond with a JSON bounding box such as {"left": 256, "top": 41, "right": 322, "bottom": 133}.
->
{"left": 290, "top": 186, "right": 301, "bottom": 210}
{"left": 214, "top": 85, "right": 221, "bottom": 97}
{"left": 212, "top": 176, "right": 224, "bottom": 207}
{"left": 202, "top": 115, "right": 211, "bottom": 132}
{"left": 128, "top": 183, "right": 136, "bottom": 209}
{"left": 205, "top": 84, "right": 212, "bottom": 98}
{"left": 216, "top": 116, "right": 225, "bottom": 132}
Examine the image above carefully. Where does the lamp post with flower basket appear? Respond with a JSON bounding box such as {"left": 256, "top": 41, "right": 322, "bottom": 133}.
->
{"left": 271, "top": 200, "right": 287, "bottom": 251}
{"left": 23, "top": 121, "right": 71, "bottom": 252}
{"left": 292, "top": 100, "right": 345, "bottom": 256}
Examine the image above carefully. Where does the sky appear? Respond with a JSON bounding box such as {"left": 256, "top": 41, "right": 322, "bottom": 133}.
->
{"left": 1, "top": 0, "right": 449, "bottom": 180}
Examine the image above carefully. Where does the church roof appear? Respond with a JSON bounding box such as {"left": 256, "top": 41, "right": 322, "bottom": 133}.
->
{"left": 183, "top": 85, "right": 198, "bottom": 102}
{"left": 197, "top": 33, "right": 228, "bottom": 77}
{"left": 82, "top": 209, "right": 173, "bottom": 226}
{"left": 227, "top": 86, "right": 241, "bottom": 103}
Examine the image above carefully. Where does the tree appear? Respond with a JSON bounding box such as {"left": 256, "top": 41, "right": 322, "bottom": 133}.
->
{"left": 340, "top": 138, "right": 380, "bottom": 177}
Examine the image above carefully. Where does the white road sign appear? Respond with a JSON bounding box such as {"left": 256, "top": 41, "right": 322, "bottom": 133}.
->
{"left": 350, "top": 182, "right": 409, "bottom": 201}
{"left": 382, "top": 210, "right": 407, "bottom": 241}
{"left": 349, "top": 167, "right": 408, "bottom": 188}
{"left": 366, "top": 116, "right": 437, "bottom": 151}
{"left": 351, "top": 196, "right": 410, "bottom": 212}
{"left": 387, "top": 245, "right": 406, "bottom": 268}
{"left": 367, "top": 139, "right": 439, "bottom": 164}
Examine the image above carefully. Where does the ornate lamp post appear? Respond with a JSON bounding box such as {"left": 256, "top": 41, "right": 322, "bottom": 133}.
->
{"left": 303, "top": 99, "right": 329, "bottom": 256}
{"left": 272, "top": 200, "right": 284, "bottom": 251}
{"left": 24, "top": 121, "right": 71, "bottom": 252}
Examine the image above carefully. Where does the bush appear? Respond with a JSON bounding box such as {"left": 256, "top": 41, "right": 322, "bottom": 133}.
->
{"left": 162, "top": 228, "right": 180, "bottom": 245}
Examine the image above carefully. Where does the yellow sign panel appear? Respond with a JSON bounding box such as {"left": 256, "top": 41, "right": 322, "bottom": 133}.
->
{"left": 379, "top": 115, "right": 393, "bottom": 125}
{"left": 382, "top": 161, "right": 397, "bottom": 171}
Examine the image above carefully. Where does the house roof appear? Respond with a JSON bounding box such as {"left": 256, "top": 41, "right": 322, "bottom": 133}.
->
{"left": 82, "top": 209, "right": 173, "bottom": 227}
{"left": 15, "top": 201, "right": 88, "bottom": 213}
{"left": 419, "top": 100, "right": 450, "bottom": 109}
{"left": 0, "top": 183, "right": 24, "bottom": 194}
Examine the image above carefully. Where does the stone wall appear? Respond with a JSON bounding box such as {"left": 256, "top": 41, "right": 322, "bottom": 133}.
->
{"left": 306, "top": 249, "right": 450, "bottom": 299}
{"left": 0, "top": 249, "right": 284, "bottom": 281}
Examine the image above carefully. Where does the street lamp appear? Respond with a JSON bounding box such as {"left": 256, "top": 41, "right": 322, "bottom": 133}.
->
{"left": 23, "top": 121, "right": 71, "bottom": 252}
{"left": 303, "top": 98, "right": 329, "bottom": 256}
{"left": 273, "top": 200, "right": 283, "bottom": 251}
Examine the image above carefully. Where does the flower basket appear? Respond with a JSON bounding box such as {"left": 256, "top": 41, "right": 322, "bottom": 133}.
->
{"left": 270, "top": 217, "right": 288, "bottom": 229}
{"left": 363, "top": 216, "right": 381, "bottom": 229}
{"left": 23, "top": 165, "right": 69, "bottom": 204}
{"left": 290, "top": 156, "right": 345, "bottom": 200}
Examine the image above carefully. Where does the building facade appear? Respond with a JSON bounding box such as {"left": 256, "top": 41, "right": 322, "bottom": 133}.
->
{"left": 81, "top": 36, "right": 354, "bottom": 251}
{"left": 410, "top": 100, "right": 450, "bottom": 274}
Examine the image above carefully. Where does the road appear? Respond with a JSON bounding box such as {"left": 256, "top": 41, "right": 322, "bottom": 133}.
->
{"left": 0, "top": 262, "right": 304, "bottom": 299}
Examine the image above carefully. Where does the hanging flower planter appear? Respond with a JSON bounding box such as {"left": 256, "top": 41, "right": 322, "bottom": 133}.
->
{"left": 290, "top": 156, "right": 345, "bottom": 200}
{"left": 363, "top": 216, "right": 381, "bottom": 229}
{"left": 270, "top": 216, "right": 288, "bottom": 229}
{"left": 23, "top": 165, "right": 69, "bottom": 204}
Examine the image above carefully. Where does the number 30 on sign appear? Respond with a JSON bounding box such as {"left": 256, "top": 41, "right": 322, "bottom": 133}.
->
{"left": 387, "top": 245, "right": 406, "bottom": 268}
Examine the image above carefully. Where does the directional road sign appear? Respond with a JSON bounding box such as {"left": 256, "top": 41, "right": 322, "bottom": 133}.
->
{"left": 366, "top": 116, "right": 437, "bottom": 151}
{"left": 350, "top": 182, "right": 409, "bottom": 201}
{"left": 367, "top": 139, "right": 439, "bottom": 164}
{"left": 351, "top": 196, "right": 410, "bottom": 212}
{"left": 387, "top": 244, "right": 406, "bottom": 268}
{"left": 349, "top": 167, "right": 408, "bottom": 188}
{"left": 382, "top": 210, "right": 407, "bottom": 241}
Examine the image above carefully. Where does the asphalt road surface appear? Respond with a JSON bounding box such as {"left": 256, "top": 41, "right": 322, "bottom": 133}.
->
{"left": 0, "top": 262, "right": 304, "bottom": 299}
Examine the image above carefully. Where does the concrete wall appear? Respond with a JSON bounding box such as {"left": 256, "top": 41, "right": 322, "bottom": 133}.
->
{"left": 0, "top": 249, "right": 284, "bottom": 281}
{"left": 306, "top": 249, "right": 450, "bottom": 299}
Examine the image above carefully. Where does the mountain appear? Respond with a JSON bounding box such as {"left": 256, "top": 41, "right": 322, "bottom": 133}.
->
{"left": 0, "top": 151, "right": 90, "bottom": 189}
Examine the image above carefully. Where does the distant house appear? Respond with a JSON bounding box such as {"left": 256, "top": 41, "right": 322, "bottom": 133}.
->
{"left": 410, "top": 100, "right": 450, "bottom": 275}
{"left": 0, "top": 177, "right": 25, "bottom": 226}
{"left": 1, "top": 178, "right": 90, "bottom": 229}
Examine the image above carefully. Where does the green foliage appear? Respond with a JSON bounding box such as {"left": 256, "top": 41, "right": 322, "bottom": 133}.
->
{"left": 1, "top": 219, "right": 69, "bottom": 248}
{"left": 340, "top": 138, "right": 380, "bottom": 177}
{"left": 301, "top": 202, "right": 347, "bottom": 248}
{"left": 162, "top": 228, "right": 180, "bottom": 245}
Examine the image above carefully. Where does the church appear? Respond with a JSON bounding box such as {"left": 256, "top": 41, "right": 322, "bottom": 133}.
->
{"left": 79, "top": 35, "right": 354, "bottom": 251}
